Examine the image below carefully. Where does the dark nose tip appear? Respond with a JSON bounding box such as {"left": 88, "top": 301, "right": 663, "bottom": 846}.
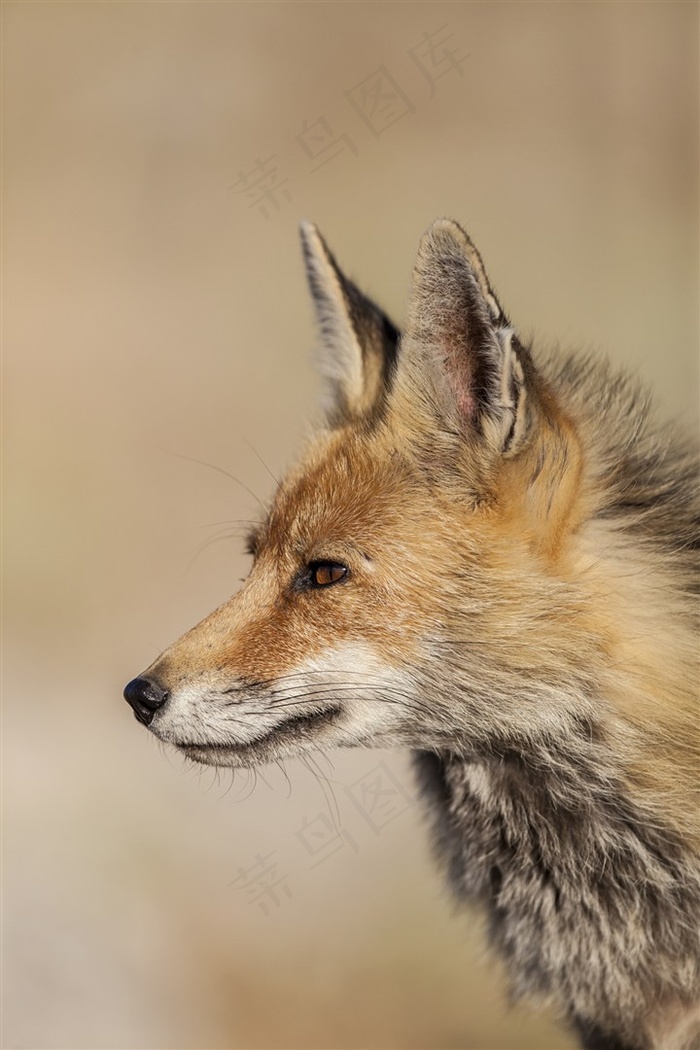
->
{"left": 123, "top": 677, "right": 169, "bottom": 726}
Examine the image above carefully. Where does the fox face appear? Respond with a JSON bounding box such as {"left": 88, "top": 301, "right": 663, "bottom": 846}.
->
{"left": 124, "top": 220, "right": 594, "bottom": 769}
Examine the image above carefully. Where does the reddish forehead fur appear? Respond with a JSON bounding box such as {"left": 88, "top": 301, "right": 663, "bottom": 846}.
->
{"left": 210, "top": 412, "right": 587, "bottom": 684}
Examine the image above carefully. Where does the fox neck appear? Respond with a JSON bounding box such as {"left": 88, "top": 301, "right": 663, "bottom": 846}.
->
{"left": 413, "top": 739, "right": 700, "bottom": 1049}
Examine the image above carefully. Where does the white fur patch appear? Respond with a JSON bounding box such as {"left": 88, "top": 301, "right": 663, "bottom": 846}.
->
{"left": 150, "top": 642, "right": 415, "bottom": 753}
{"left": 289, "top": 642, "right": 415, "bottom": 739}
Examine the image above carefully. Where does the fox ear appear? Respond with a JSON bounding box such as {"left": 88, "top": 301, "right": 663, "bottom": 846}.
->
{"left": 300, "top": 221, "right": 399, "bottom": 423}
{"left": 397, "top": 219, "right": 534, "bottom": 456}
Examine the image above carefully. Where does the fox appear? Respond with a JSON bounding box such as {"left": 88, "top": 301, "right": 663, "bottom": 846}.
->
{"left": 124, "top": 219, "right": 700, "bottom": 1050}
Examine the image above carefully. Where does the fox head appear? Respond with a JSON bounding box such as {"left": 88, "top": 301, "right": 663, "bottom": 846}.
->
{"left": 124, "top": 220, "right": 591, "bottom": 768}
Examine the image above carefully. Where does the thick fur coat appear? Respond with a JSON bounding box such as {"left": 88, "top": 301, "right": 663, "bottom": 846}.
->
{"left": 125, "top": 220, "right": 700, "bottom": 1050}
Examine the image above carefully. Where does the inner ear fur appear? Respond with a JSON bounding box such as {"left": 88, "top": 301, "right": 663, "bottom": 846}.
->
{"left": 300, "top": 221, "right": 399, "bottom": 424}
{"left": 395, "top": 218, "right": 539, "bottom": 458}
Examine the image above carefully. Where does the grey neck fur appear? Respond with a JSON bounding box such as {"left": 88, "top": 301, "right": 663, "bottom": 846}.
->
{"left": 413, "top": 739, "right": 700, "bottom": 1050}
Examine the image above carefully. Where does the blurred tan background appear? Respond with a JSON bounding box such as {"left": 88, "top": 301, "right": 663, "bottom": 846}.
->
{"left": 3, "top": 3, "right": 698, "bottom": 1049}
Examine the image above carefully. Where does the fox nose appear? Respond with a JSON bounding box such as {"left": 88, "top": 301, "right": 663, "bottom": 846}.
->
{"left": 123, "top": 677, "right": 169, "bottom": 726}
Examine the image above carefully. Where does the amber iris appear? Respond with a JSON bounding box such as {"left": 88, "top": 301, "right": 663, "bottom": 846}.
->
{"left": 311, "top": 562, "right": 348, "bottom": 587}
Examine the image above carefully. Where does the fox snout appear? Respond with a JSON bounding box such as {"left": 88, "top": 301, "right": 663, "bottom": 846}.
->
{"left": 122, "top": 633, "right": 417, "bottom": 769}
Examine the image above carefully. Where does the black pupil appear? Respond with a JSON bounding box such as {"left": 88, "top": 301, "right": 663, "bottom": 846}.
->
{"left": 313, "top": 562, "right": 346, "bottom": 587}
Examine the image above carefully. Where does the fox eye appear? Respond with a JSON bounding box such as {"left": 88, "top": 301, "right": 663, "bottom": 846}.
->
{"left": 309, "top": 561, "right": 349, "bottom": 588}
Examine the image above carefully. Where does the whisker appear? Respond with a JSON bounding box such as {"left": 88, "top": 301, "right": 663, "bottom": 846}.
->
{"left": 185, "top": 530, "right": 246, "bottom": 575}
{"left": 251, "top": 668, "right": 421, "bottom": 689}
{"left": 217, "top": 766, "right": 237, "bottom": 802}
{"left": 301, "top": 752, "right": 341, "bottom": 831}
{"left": 316, "top": 751, "right": 336, "bottom": 776}
{"left": 201, "top": 518, "right": 264, "bottom": 529}
{"left": 264, "top": 681, "right": 454, "bottom": 727}
{"left": 239, "top": 435, "right": 280, "bottom": 487}
{"left": 275, "top": 759, "right": 293, "bottom": 799}
{"left": 236, "top": 768, "right": 257, "bottom": 803}
{"left": 224, "top": 668, "right": 461, "bottom": 730}
{"left": 158, "top": 446, "right": 266, "bottom": 510}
